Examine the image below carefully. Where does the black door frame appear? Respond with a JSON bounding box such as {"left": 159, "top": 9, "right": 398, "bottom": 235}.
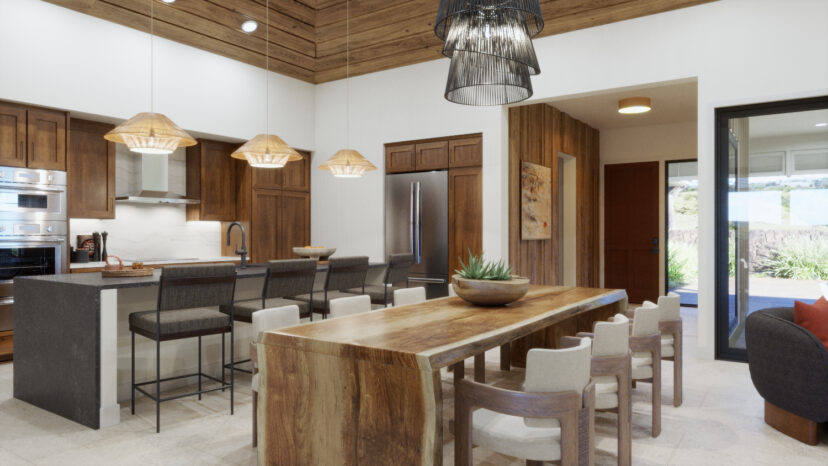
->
{"left": 714, "top": 95, "right": 828, "bottom": 362}
{"left": 664, "top": 158, "right": 699, "bottom": 307}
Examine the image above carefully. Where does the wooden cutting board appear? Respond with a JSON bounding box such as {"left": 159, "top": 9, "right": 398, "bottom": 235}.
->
{"left": 101, "top": 268, "right": 154, "bottom": 278}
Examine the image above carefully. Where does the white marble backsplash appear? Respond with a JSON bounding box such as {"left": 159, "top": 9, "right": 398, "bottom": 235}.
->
{"left": 71, "top": 145, "right": 222, "bottom": 260}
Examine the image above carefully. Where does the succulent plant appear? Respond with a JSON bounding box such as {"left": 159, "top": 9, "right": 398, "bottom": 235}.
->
{"left": 456, "top": 250, "right": 513, "bottom": 281}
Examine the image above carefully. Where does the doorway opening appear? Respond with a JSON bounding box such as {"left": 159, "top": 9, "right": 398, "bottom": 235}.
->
{"left": 715, "top": 96, "right": 828, "bottom": 361}
{"left": 665, "top": 160, "right": 699, "bottom": 307}
{"left": 558, "top": 153, "right": 576, "bottom": 286}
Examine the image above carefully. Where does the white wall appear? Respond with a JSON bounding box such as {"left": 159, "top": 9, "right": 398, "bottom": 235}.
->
{"left": 312, "top": 60, "right": 508, "bottom": 263}
{"left": 598, "top": 121, "right": 698, "bottom": 293}
{"left": 311, "top": 0, "right": 828, "bottom": 359}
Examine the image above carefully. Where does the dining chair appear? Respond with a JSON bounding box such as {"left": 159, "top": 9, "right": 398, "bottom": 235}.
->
{"left": 656, "top": 292, "right": 683, "bottom": 407}
{"left": 250, "top": 305, "right": 300, "bottom": 447}
{"left": 576, "top": 314, "right": 632, "bottom": 466}
{"left": 329, "top": 294, "right": 372, "bottom": 318}
{"left": 392, "top": 287, "right": 426, "bottom": 307}
{"left": 292, "top": 256, "right": 369, "bottom": 319}
{"left": 454, "top": 337, "right": 595, "bottom": 466}
{"left": 629, "top": 302, "right": 662, "bottom": 437}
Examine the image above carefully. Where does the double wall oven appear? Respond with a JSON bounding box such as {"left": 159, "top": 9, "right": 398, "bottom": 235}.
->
{"left": 0, "top": 166, "right": 67, "bottom": 360}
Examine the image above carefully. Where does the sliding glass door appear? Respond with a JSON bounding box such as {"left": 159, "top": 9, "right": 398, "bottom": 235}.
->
{"left": 716, "top": 96, "right": 828, "bottom": 361}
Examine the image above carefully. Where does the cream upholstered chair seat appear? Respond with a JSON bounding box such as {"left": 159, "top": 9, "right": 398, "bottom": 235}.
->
{"left": 393, "top": 287, "right": 426, "bottom": 307}
{"left": 631, "top": 352, "right": 654, "bottom": 379}
{"left": 472, "top": 409, "right": 562, "bottom": 461}
{"left": 329, "top": 294, "right": 372, "bottom": 318}
{"left": 594, "top": 375, "right": 620, "bottom": 410}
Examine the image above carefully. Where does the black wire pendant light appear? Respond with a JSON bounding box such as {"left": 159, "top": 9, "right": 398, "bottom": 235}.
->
{"left": 435, "top": 0, "right": 544, "bottom": 106}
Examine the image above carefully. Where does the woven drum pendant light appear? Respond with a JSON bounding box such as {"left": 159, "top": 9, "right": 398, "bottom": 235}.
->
{"left": 231, "top": 0, "right": 301, "bottom": 168}
{"left": 104, "top": 0, "right": 195, "bottom": 154}
{"left": 318, "top": 0, "right": 377, "bottom": 178}
{"left": 434, "top": 0, "right": 544, "bottom": 106}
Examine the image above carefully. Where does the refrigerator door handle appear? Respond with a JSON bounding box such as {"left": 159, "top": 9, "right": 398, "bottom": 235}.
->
{"left": 416, "top": 182, "right": 423, "bottom": 264}
{"left": 409, "top": 182, "right": 415, "bottom": 256}
{"left": 408, "top": 276, "right": 446, "bottom": 284}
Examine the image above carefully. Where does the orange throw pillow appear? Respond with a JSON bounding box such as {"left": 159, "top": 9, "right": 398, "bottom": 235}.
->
{"left": 794, "top": 297, "right": 828, "bottom": 349}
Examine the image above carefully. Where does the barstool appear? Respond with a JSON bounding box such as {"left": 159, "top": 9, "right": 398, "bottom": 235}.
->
{"left": 129, "top": 264, "right": 237, "bottom": 433}
{"left": 346, "top": 253, "right": 413, "bottom": 306}
{"left": 220, "top": 259, "right": 316, "bottom": 374}
{"left": 293, "top": 256, "right": 369, "bottom": 318}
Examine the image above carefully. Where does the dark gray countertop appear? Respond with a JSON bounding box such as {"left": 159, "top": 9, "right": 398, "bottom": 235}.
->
{"left": 15, "top": 262, "right": 386, "bottom": 290}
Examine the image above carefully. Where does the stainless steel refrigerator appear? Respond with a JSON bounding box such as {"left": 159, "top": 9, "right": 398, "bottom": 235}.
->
{"left": 385, "top": 171, "right": 448, "bottom": 298}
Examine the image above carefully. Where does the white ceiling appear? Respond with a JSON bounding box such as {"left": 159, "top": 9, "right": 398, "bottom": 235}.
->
{"left": 749, "top": 109, "right": 828, "bottom": 138}
{"left": 539, "top": 80, "right": 698, "bottom": 130}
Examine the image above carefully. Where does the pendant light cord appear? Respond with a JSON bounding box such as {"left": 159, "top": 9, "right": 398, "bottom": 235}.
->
{"left": 150, "top": 0, "right": 154, "bottom": 113}
{"left": 345, "top": 0, "right": 350, "bottom": 149}
{"left": 265, "top": 0, "right": 270, "bottom": 137}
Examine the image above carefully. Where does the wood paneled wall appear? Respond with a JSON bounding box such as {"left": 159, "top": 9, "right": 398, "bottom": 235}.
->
{"left": 508, "top": 104, "right": 600, "bottom": 288}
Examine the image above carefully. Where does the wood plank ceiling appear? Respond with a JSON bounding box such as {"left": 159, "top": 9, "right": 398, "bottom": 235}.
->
{"left": 44, "top": 0, "right": 716, "bottom": 84}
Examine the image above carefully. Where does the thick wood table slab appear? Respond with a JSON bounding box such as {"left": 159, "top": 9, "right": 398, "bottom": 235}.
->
{"left": 257, "top": 285, "right": 627, "bottom": 465}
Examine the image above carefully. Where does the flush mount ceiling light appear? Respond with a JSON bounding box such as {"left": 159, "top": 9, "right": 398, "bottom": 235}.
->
{"left": 319, "top": 0, "right": 377, "bottom": 178}
{"left": 104, "top": 0, "right": 195, "bottom": 154}
{"left": 241, "top": 20, "right": 258, "bottom": 33}
{"left": 618, "top": 97, "right": 652, "bottom": 114}
{"left": 816, "top": 122, "right": 828, "bottom": 127}
{"left": 161, "top": 0, "right": 175, "bottom": 3}
{"left": 435, "top": 0, "right": 544, "bottom": 106}
{"left": 232, "top": 0, "right": 301, "bottom": 169}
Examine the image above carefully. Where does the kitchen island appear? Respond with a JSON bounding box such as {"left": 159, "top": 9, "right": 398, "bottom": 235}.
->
{"left": 13, "top": 262, "right": 386, "bottom": 429}
{"left": 256, "top": 285, "right": 627, "bottom": 465}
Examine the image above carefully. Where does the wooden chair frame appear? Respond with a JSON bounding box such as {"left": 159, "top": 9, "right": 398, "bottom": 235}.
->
{"left": 251, "top": 341, "right": 258, "bottom": 447}
{"left": 629, "top": 332, "right": 661, "bottom": 437}
{"left": 454, "top": 377, "right": 595, "bottom": 466}
{"left": 659, "top": 319, "right": 682, "bottom": 407}
{"left": 572, "top": 334, "right": 631, "bottom": 466}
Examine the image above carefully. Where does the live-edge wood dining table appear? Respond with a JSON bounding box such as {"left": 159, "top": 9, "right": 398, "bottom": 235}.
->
{"left": 256, "top": 285, "right": 628, "bottom": 465}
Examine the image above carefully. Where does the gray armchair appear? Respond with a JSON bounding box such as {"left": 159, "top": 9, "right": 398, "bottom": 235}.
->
{"left": 745, "top": 307, "right": 828, "bottom": 445}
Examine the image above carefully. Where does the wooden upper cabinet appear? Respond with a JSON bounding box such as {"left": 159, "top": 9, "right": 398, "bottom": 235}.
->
{"left": 67, "top": 119, "right": 116, "bottom": 219}
{"left": 251, "top": 189, "right": 281, "bottom": 263}
{"left": 415, "top": 141, "right": 449, "bottom": 171}
{"left": 282, "top": 150, "right": 310, "bottom": 192}
{"left": 449, "top": 136, "right": 482, "bottom": 168}
{"left": 186, "top": 139, "right": 237, "bottom": 222}
{"left": 252, "top": 166, "right": 282, "bottom": 190}
{"left": 0, "top": 103, "right": 27, "bottom": 168}
{"left": 27, "top": 108, "right": 67, "bottom": 170}
{"left": 385, "top": 144, "right": 416, "bottom": 173}
{"left": 448, "top": 166, "right": 483, "bottom": 276}
{"left": 279, "top": 190, "right": 310, "bottom": 258}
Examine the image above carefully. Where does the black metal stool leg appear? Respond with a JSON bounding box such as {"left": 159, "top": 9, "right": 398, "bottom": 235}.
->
{"left": 156, "top": 338, "right": 160, "bottom": 433}
{"left": 131, "top": 331, "right": 135, "bottom": 415}
{"left": 230, "top": 329, "right": 235, "bottom": 415}
{"left": 221, "top": 333, "right": 226, "bottom": 392}
{"left": 198, "top": 335, "right": 202, "bottom": 401}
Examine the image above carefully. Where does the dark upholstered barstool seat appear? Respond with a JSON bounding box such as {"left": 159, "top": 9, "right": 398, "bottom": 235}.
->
{"left": 292, "top": 256, "right": 369, "bottom": 318}
{"left": 129, "top": 264, "right": 237, "bottom": 433}
{"left": 129, "top": 308, "right": 231, "bottom": 340}
{"left": 344, "top": 253, "right": 413, "bottom": 306}
{"left": 220, "top": 298, "right": 310, "bottom": 323}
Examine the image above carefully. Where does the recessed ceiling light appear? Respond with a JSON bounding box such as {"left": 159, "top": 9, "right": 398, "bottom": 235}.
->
{"left": 618, "top": 97, "right": 652, "bottom": 114}
{"left": 816, "top": 122, "right": 828, "bottom": 127}
{"left": 241, "top": 20, "right": 258, "bottom": 33}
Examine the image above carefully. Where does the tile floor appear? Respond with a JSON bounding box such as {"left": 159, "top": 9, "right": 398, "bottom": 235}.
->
{"left": 1, "top": 308, "right": 827, "bottom": 465}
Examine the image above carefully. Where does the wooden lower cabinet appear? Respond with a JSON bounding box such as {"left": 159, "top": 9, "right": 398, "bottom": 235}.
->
{"left": 68, "top": 119, "right": 116, "bottom": 219}
{"left": 448, "top": 166, "right": 482, "bottom": 275}
{"left": 0, "top": 331, "right": 12, "bottom": 362}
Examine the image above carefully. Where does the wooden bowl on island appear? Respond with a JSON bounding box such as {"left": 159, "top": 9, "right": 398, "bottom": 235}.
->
{"left": 451, "top": 274, "right": 530, "bottom": 306}
{"left": 292, "top": 246, "right": 336, "bottom": 261}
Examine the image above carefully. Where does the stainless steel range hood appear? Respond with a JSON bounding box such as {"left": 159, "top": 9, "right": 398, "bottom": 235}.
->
{"left": 115, "top": 153, "right": 199, "bottom": 205}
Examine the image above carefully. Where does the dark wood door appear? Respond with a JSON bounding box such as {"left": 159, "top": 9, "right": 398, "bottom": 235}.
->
{"left": 67, "top": 119, "right": 116, "bottom": 219}
{"left": 251, "top": 189, "right": 281, "bottom": 263}
{"left": 279, "top": 191, "right": 310, "bottom": 259}
{"left": 27, "top": 109, "right": 67, "bottom": 170}
{"left": 385, "top": 144, "right": 416, "bottom": 173}
{"left": 448, "top": 166, "right": 483, "bottom": 276}
{"left": 604, "top": 162, "right": 660, "bottom": 304}
{"left": 0, "top": 102, "right": 27, "bottom": 168}
{"left": 415, "top": 141, "right": 449, "bottom": 171}
{"left": 282, "top": 150, "right": 310, "bottom": 192}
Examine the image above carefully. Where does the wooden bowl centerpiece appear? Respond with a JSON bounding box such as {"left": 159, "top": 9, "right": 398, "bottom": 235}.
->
{"left": 292, "top": 246, "right": 336, "bottom": 261}
{"left": 451, "top": 253, "right": 529, "bottom": 306}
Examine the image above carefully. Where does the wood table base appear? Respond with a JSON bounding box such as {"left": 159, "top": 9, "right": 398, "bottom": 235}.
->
{"left": 764, "top": 401, "right": 818, "bottom": 445}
